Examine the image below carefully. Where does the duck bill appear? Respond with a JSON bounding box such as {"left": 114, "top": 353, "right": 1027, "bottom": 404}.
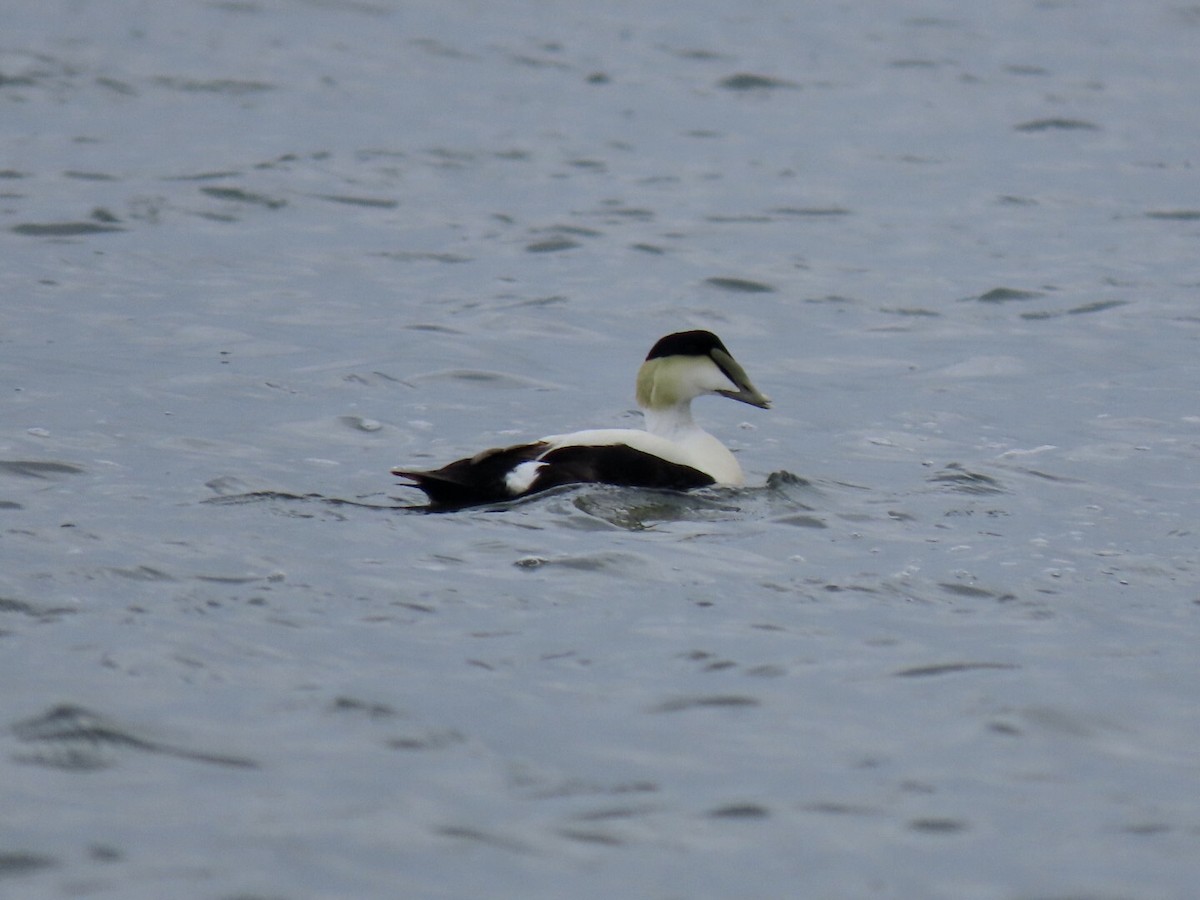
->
{"left": 712, "top": 348, "right": 772, "bottom": 409}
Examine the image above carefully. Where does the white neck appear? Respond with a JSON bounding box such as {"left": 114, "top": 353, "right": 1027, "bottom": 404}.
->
{"left": 639, "top": 399, "right": 744, "bottom": 485}
{"left": 641, "top": 401, "right": 699, "bottom": 441}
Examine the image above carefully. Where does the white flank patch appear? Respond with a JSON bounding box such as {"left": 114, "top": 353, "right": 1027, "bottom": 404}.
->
{"left": 505, "top": 460, "right": 546, "bottom": 495}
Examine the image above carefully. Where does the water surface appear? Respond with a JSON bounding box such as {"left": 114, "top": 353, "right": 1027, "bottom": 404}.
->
{"left": 2, "top": 1, "right": 1199, "bottom": 898}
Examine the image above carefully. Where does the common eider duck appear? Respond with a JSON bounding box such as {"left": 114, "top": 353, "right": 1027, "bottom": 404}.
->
{"left": 392, "top": 330, "right": 770, "bottom": 509}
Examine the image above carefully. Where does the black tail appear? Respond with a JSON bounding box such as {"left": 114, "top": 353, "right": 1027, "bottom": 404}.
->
{"left": 392, "top": 469, "right": 505, "bottom": 509}
{"left": 392, "top": 442, "right": 548, "bottom": 510}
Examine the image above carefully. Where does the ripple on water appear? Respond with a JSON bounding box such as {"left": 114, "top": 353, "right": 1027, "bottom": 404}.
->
{"left": 11, "top": 222, "right": 125, "bottom": 236}
{"left": 968, "top": 287, "right": 1045, "bottom": 303}
{"left": 0, "top": 459, "right": 86, "bottom": 478}
{"left": 570, "top": 487, "right": 745, "bottom": 530}
{"left": 0, "top": 852, "right": 57, "bottom": 877}
{"left": 927, "top": 463, "right": 1007, "bottom": 495}
{"left": 908, "top": 817, "right": 970, "bottom": 834}
{"left": 10, "top": 705, "right": 257, "bottom": 771}
{"left": 648, "top": 695, "right": 761, "bottom": 713}
{"left": 526, "top": 236, "right": 581, "bottom": 253}
{"left": 893, "top": 662, "right": 1019, "bottom": 678}
{"left": 198, "top": 185, "right": 287, "bottom": 209}
{"left": 708, "top": 803, "right": 771, "bottom": 819}
{"left": 717, "top": 73, "right": 799, "bottom": 91}
{"left": 512, "top": 550, "right": 659, "bottom": 576}
{"left": 703, "top": 276, "right": 778, "bottom": 293}
{"left": 1144, "top": 209, "right": 1200, "bottom": 221}
{"left": 1013, "top": 117, "right": 1101, "bottom": 132}
{"left": 310, "top": 193, "right": 398, "bottom": 209}
{"left": 406, "top": 368, "right": 561, "bottom": 390}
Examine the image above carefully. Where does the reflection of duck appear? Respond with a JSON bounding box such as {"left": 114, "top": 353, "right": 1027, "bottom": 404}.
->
{"left": 393, "top": 330, "right": 771, "bottom": 510}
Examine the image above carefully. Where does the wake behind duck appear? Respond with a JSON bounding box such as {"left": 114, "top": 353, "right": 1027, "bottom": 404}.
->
{"left": 392, "top": 330, "right": 771, "bottom": 510}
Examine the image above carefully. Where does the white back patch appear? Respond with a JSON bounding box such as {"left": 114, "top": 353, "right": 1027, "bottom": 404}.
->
{"left": 542, "top": 427, "right": 743, "bottom": 485}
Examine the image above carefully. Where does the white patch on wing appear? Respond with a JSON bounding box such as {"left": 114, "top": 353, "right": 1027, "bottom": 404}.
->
{"left": 504, "top": 460, "right": 547, "bottom": 495}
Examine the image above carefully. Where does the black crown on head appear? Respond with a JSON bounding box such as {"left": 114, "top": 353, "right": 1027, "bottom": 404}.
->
{"left": 645, "top": 330, "right": 728, "bottom": 361}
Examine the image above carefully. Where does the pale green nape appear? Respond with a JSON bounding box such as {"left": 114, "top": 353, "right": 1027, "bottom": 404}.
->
{"left": 635, "top": 356, "right": 690, "bottom": 410}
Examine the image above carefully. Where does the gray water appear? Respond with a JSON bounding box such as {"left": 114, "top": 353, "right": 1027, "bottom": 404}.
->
{"left": 3, "top": 1, "right": 1199, "bottom": 898}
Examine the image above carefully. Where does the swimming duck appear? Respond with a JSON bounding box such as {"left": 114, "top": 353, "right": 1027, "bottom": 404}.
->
{"left": 392, "top": 330, "right": 770, "bottom": 509}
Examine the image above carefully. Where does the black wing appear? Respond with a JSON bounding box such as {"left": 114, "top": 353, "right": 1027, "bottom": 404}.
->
{"left": 529, "top": 443, "right": 715, "bottom": 494}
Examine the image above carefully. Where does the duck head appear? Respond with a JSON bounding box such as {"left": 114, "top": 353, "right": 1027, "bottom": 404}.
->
{"left": 635, "top": 330, "right": 771, "bottom": 412}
